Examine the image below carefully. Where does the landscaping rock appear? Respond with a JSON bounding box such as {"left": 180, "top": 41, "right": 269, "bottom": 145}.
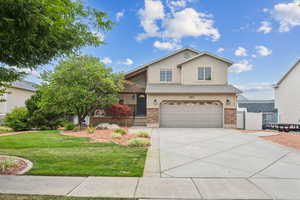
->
{"left": 96, "top": 123, "right": 120, "bottom": 130}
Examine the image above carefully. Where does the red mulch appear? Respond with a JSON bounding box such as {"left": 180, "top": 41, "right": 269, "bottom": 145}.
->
{"left": 239, "top": 129, "right": 280, "bottom": 134}
{"left": 0, "top": 156, "right": 28, "bottom": 175}
{"left": 62, "top": 128, "right": 139, "bottom": 146}
{"left": 262, "top": 133, "right": 300, "bottom": 150}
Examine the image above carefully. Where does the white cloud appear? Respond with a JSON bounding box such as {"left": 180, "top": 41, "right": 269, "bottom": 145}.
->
{"left": 101, "top": 57, "right": 112, "bottom": 65}
{"left": 257, "top": 21, "right": 272, "bottom": 34}
{"left": 116, "top": 11, "right": 125, "bottom": 21}
{"left": 167, "top": 0, "right": 189, "bottom": 12}
{"left": 273, "top": 0, "right": 300, "bottom": 32}
{"left": 236, "top": 82, "right": 274, "bottom": 100}
{"left": 120, "top": 58, "right": 134, "bottom": 65}
{"left": 137, "top": 0, "right": 220, "bottom": 43}
{"left": 229, "top": 60, "right": 253, "bottom": 73}
{"left": 137, "top": 0, "right": 165, "bottom": 40}
{"left": 217, "top": 48, "right": 225, "bottom": 53}
{"left": 234, "top": 47, "right": 248, "bottom": 57}
{"left": 163, "top": 8, "right": 220, "bottom": 41}
{"left": 263, "top": 8, "right": 269, "bottom": 13}
{"left": 255, "top": 45, "right": 272, "bottom": 56}
{"left": 153, "top": 40, "right": 181, "bottom": 50}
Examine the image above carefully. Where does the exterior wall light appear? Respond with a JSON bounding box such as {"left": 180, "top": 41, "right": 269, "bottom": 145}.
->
{"left": 226, "top": 99, "right": 231, "bottom": 105}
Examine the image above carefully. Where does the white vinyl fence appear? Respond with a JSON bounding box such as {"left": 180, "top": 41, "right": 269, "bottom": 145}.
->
{"left": 237, "top": 111, "right": 263, "bottom": 130}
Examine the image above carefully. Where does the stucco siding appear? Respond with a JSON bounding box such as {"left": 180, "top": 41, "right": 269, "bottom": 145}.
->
{"left": 0, "top": 88, "right": 35, "bottom": 114}
{"left": 181, "top": 55, "right": 229, "bottom": 85}
{"left": 275, "top": 62, "right": 300, "bottom": 123}
{"left": 147, "top": 50, "right": 198, "bottom": 84}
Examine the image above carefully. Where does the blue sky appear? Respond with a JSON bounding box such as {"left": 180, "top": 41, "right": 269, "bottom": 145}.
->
{"left": 27, "top": 0, "right": 300, "bottom": 100}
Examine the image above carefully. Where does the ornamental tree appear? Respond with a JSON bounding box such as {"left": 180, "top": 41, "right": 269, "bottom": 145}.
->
{"left": 40, "top": 56, "right": 124, "bottom": 127}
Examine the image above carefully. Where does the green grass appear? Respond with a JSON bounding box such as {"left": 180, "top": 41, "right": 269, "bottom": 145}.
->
{"left": 0, "top": 194, "right": 135, "bottom": 200}
{"left": 0, "top": 130, "right": 147, "bottom": 176}
{"left": 0, "top": 126, "right": 13, "bottom": 133}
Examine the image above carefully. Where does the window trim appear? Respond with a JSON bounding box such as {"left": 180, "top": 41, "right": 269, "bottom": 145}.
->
{"left": 160, "top": 69, "right": 173, "bottom": 82}
{"left": 198, "top": 67, "right": 212, "bottom": 81}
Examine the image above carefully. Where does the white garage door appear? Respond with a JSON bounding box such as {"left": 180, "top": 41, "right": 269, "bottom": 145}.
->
{"left": 160, "top": 102, "right": 223, "bottom": 128}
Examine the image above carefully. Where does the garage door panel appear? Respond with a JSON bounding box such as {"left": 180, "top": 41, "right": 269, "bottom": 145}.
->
{"left": 160, "top": 102, "right": 223, "bottom": 128}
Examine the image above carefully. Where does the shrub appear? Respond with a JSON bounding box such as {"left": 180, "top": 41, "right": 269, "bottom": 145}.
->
{"left": 4, "top": 107, "right": 30, "bottom": 131}
{"left": 128, "top": 138, "right": 150, "bottom": 147}
{"left": 112, "top": 133, "right": 122, "bottom": 139}
{"left": 0, "top": 126, "right": 13, "bottom": 133}
{"left": 114, "top": 128, "right": 127, "bottom": 135}
{"left": 25, "top": 91, "right": 64, "bottom": 130}
{"left": 137, "top": 131, "right": 150, "bottom": 138}
{"left": 64, "top": 122, "right": 75, "bottom": 130}
{"left": 106, "top": 104, "right": 132, "bottom": 118}
{"left": 0, "top": 158, "right": 16, "bottom": 172}
{"left": 87, "top": 126, "right": 96, "bottom": 134}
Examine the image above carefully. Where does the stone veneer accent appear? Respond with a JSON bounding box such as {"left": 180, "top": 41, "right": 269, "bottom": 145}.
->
{"left": 147, "top": 108, "right": 159, "bottom": 128}
{"left": 224, "top": 108, "right": 237, "bottom": 128}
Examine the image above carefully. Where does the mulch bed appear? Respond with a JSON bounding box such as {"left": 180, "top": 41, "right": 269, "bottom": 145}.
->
{"left": 239, "top": 129, "right": 280, "bottom": 134}
{"left": 62, "top": 128, "right": 140, "bottom": 146}
{"left": 0, "top": 156, "right": 28, "bottom": 175}
{"left": 262, "top": 133, "right": 300, "bottom": 150}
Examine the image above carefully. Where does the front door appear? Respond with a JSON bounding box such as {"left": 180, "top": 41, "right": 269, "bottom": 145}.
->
{"left": 136, "top": 94, "right": 146, "bottom": 116}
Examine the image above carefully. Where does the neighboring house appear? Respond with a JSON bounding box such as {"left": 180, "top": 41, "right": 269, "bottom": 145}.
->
{"left": 274, "top": 58, "right": 300, "bottom": 124}
{"left": 0, "top": 80, "right": 37, "bottom": 118}
{"left": 238, "top": 99, "right": 277, "bottom": 125}
{"left": 93, "top": 47, "right": 241, "bottom": 128}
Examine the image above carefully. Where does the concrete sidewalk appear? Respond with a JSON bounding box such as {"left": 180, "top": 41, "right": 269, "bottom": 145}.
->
{"left": 1, "top": 175, "right": 300, "bottom": 199}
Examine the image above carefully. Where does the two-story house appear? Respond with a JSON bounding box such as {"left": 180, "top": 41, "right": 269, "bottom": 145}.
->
{"left": 115, "top": 47, "right": 240, "bottom": 128}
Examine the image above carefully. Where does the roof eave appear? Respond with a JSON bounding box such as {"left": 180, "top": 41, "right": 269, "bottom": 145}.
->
{"left": 276, "top": 58, "right": 300, "bottom": 86}
{"left": 125, "top": 47, "right": 201, "bottom": 77}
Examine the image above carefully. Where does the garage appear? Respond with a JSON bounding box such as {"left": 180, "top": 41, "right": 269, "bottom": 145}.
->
{"left": 160, "top": 101, "right": 223, "bottom": 128}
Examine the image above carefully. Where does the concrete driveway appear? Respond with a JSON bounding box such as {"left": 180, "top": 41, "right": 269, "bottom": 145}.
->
{"left": 158, "top": 128, "right": 300, "bottom": 178}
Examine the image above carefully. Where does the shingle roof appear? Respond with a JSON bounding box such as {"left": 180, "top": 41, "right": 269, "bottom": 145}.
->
{"left": 238, "top": 100, "right": 276, "bottom": 112}
{"left": 125, "top": 47, "right": 201, "bottom": 78}
{"left": 11, "top": 80, "right": 38, "bottom": 92}
{"left": 146, "top": 84, "right": 242, "bottom": 94}
{"left": 177, "top": 51, "right": 233, "bottom": 66}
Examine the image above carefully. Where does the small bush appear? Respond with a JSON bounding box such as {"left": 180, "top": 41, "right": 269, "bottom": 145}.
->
{"left": 128, "top": 138, "right": 150, "bottom": 147}
{"left": 114, "top": 128, "right": 126, "bottom": 135}
{"left": 87, "top": 126, "right": 96, "bottom": 134}
{"left": 64, "top": 122, "right": 75, "bottom": 130}
{"left": 112, "top": 133, "right": 122, "bottom": 139}
{"left": 0, "top": 158, "right": 16, "bottom": 172}
{"left": 4, "top": 107, "right": 30, "bottom": 131}
{"left": 0, "top": 126, "right": 13, "bottom": 133}
{"left": 73, "top": 126, "right": 81, "bottom": 132}
{"left": 137, "top": 131, "right": 150, "bottom": 138}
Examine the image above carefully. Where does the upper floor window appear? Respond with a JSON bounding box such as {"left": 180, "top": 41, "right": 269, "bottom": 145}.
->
{"left": 198, "top": 67, "right": 212, "bottom": 80}
{"left": 160, "top": 69, "right": 172, "bottom": 82}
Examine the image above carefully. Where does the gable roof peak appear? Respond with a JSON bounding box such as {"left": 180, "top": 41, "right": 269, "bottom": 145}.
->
{"left": 125, "top": 47, "right": 201, "bottom": 78}
{"left": 275, "top": 57, "right": 300, "bottom": 87}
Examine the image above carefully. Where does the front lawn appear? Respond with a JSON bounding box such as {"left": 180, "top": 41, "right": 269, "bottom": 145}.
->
{"left": 0, "top": 194, "right": 134, "bottom": 200}
{"left": 0, "top": 130, "right": 147, "bottom": 176}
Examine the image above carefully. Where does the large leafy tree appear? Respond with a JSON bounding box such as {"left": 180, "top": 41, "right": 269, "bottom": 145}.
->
{"left": 0, "top": 0, "right": 113, "bottom": 98}
{"left": 40, "top": 56, "right": 124, "bottom": 127}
